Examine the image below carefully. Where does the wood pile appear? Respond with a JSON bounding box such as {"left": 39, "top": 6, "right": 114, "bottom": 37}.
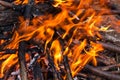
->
{"left": 0, "top": 0, "right": 120, "bottom": 80}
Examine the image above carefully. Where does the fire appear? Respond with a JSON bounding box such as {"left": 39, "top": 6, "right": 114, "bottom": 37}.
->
{"left": 0, "top": 0, "right": 113, "bottom": 79}
{"left": 53, "top": 0, "right": 66, "bottom": 7}
{"left": 14, "top": 0, "right": 28, "bottom": 4}
{"left": 14, "top": 0, "right": 44, "bottom": 4}
{"left": 50, "top": 40, "right": 62, "bottom": 70}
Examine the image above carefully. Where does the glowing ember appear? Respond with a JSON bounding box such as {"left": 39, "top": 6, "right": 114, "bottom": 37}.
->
{"left": 0, "top": 0, "right": 113, "bottom": 79}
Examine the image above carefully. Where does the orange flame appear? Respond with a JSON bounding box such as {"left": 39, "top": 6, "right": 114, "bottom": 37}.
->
{"left": 0, "top": 0, "right": 113, "bottom": 78}
{"left": 50, "top": 40, "right": 62, "bottom": 70}
{"left": 70, "top": 41, "right": 103, "bottom": 77}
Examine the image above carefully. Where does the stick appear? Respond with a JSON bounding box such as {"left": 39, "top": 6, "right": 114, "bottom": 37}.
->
{"left": 17, "top": 0, "right": 34, "bottom": 79}
{"left": 4, "top": 65, "right": 15, "bottom": 80}
{"left": 18, "top": 41, "right": 28, "bottom": 80}
{"left": 0, "top": 49, "right": 17, "bottom": 54}
{"left": 24, "top": 0, "right": 34, "bottom": 19}
{"left": 33, "top": 62, "right": 44, "bottom": 80}
{"left": 85, "top": 65, "right": 120, "bottom": 80}
{"left": 97, "top": 63, "right": 120, "bottom": 71}
{"left": 63, "top": 55, "right": 73, "bottom": 80}
{"left": 97, "top": 41, "right": 120, "bottom": 53}
{"left": 47, "top": 52, "right": 62, "bottom": 80}
{"left": 0, "top": 0, "right": 13, "bottom": 8}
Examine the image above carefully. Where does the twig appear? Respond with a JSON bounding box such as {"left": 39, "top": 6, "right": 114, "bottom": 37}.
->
{"left": 63, "top": 55, "right": 73, "bottom": 80}
{"left": 108, "top": 71, "right": 120, "bottom": 74}
{"left": 97, "top": 41, "right": 120, "bottom": 53}
{"left": 101, "top": 32, "right": 120, "bottom": 43}
{"left": 76, "top": 73, "right": 88, "bottom": 78}
{"left": 18, "top": 41, "right": 28, "bottom": 80}
{"left": 85, "top": 65, "right": 120, "bottom": 80}
{"left": 0, "top": 0, "right": 13, "bottom": 8}
{"left": 97, "top": 63, "right": 120, "bottom": 71}
{"left": 0, "top": 49, "right": 17, "bottom": 54}
{"left": 69, "top": 11, "right": 80, "bottom": 20}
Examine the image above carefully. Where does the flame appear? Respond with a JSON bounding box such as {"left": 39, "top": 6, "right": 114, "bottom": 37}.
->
{"left": 14, "top": 0, "right": 28, "bottom": 4}
{"left": 50, "top": 40, "right": 62, "bottom": 70}
{"left": 53, "top": 0, "right": 66, "bottom": 7}
{"left": 0, "top": 54, "right": 18, "bottom": 77}
{"left": 14, "top": 0, "right": 44, "bottom": 4}
{"left": 71, "top": 41, "right": 103, "bottom": 76}
{"left": 0, "top": 0, "right": 114, "bottom": 79}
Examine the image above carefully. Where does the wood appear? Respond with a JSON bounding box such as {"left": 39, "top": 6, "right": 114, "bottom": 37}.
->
{"left": 98, "top": 41, "right": 120, "bottom": 53}
{"left": 85, "top": 65, "right": 120, "bottom": 80}
{"left": 0, "top": 1, "right": 59, "bottom": 26}
{"left": 63, "top": 55, "right": 73, "bottom": 80}
{"left": 0, "top": 9, "right": 19, "bottom": 26}
{"left": 18, "top": 41, "right": 28, "bottom": 80}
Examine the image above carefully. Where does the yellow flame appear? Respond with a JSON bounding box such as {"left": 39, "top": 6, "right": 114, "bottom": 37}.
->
{"left": 53, "top": 0, "right": 66, "bottom": 7}
{"left": 0, "top": 0, "right": 112, "bottom": 78}
{"left": 50, "top": 40, "right": 62, "bottom": 70}
{"left": 71, "top": 41, "right": 103, "bottom": 77}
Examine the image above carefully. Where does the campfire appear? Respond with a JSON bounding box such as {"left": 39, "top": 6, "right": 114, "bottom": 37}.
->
{"left": 0, "top": 0, "right": 120, "bottom": 80}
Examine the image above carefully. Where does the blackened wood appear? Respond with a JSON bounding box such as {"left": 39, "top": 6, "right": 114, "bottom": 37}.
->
{"left": 18, "top": 41, "right": 28, "bottom": 80}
